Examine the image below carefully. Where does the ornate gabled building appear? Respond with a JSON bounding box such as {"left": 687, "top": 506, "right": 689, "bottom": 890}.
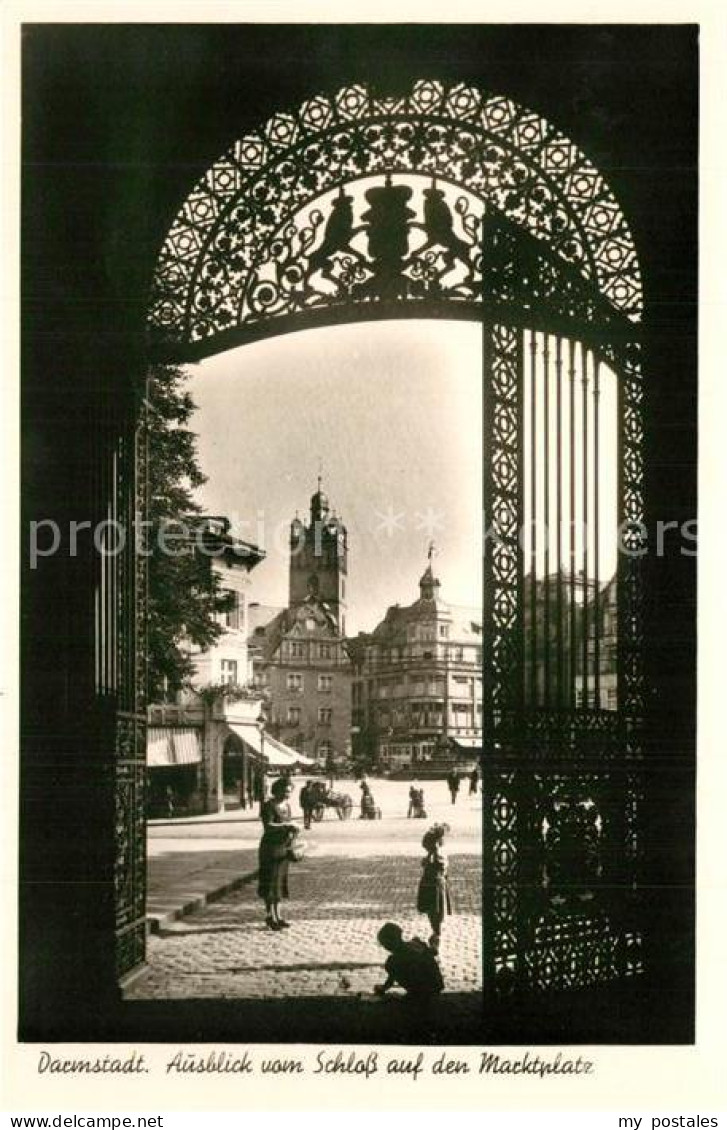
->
{"left": 351, "top": 553, "right": 482, "bottom": 771}
{"left": 250, "top": 482, "right": 352, "bottom": 767}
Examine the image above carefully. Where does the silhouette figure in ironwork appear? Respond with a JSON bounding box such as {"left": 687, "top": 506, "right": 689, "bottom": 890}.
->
{"left": 307, "top": 187, "right": 364, "bottom": 292}
{"left": 359, "top": 175, "right": 416, "bottom": 298}
{"left": 418, "top": 181, "right": 474, "bottom": 280}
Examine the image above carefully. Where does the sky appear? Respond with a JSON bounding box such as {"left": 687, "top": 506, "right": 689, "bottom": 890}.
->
{"left": 187, "top": 318, "right": 617, "bottom": 636}
{"left": 188, "top": 319, "right": 484, "bottom": 636}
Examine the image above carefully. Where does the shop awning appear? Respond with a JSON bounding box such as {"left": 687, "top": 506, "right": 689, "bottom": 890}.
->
{"left": 264, "top": 732, "right": 316, "bottom": 769}
{"left": 452, "top": 737, "right": 482, "bottom": 750}
{"left": 147, "top": 727, "right": 202, "bottom": 767}
{"left": 226, "top": 723, "right": 315, "bottom": 768}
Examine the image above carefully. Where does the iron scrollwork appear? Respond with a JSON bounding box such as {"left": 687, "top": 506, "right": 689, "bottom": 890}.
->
{"left": 242, "top": 176, "right": 484, "bottom": 323}
{"left": 149, "top": 79, "right": 642, "bottom": 350}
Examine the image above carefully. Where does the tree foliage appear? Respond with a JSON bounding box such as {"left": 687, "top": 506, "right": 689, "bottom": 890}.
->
{"left": 147, "top": 363, "right": 232, "bottom": 702}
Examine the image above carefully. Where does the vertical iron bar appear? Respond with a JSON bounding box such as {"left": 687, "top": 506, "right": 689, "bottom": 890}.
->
{"left": 556, "top": 335, "right": 564, "bottom": 709}
{"left": 529, "top": 329, "right": 538, "bottom": 708}
{"left": 569, "top": 338, "right": 576, "bottom": 711}
{"left": 481, "top": 313, "right": 494, "bottom": 1013}
{"left": 102, "top": 393, "right": 110, "bottom": 694}
{"left": 594, "top": 356, "right": 601, "bottom": 710}
{"left": 581, "top": 344, "right": 589, "bottom": 711}
{"left": 543, "top": 332, "right": 551, "bottom": 710}
{"left": 112, "top": 442, "right": 118, "bottom": 695}
{"left": 93, "top": 402, "right": 100, "bottom": 693}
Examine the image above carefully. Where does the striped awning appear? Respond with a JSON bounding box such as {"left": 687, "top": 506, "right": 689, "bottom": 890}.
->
{"left": 147, "top": 727, "right": 202, "bottom": 767}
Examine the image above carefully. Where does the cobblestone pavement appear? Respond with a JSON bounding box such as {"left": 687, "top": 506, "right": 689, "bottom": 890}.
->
{"left": 129, "top": 853, "right": 480, "bottom": 1001}
{"left": 130, "top": 779, "right": 482, "bottom": 1003}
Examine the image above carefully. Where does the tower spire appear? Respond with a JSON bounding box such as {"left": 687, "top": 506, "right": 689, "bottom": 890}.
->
{"left": 419, "top": 542, "right": 441, "bottom": 600}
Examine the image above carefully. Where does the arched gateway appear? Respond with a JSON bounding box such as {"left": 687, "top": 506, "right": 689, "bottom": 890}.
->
{"left": 113, "top": 79, "right": 645, "bottom": 998}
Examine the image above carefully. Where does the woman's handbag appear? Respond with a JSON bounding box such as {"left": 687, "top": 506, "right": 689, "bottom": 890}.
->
{"left": 287, "top": 833, "right": 307, "bottom": 862}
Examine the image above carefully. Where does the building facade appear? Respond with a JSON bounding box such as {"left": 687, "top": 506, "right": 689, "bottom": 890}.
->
{"left": 523, "top": 570, "right": 618, "bottom": 712}
{"left": 351, "top": 558, "right": 482, "bottom": 771}
{"left": 575, "top": 575, "right": 618, "bottom": 711}
{"left": 250, "top": 483, "right": 352, "bottom": 768}
{"left": 147, "top": 516, "right": 275, "bottom": 815}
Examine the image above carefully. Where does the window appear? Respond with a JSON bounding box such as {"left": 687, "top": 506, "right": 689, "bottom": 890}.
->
{"left": 318, "top": 674, "right": 332, "bottom": 693}
{"left": 290, "top": 641, "right": 305, "bottom": 659}
{"left": 287, "top": 706, "right": 301, "bottom": 725}
{"left": 305, "top": 618, "right": 316, "bottom": 631}
{"left": 319, "top": 642, "right": 332, "bottom": 659}
{"left": 318, "top": 741, "right": 332, "bottom": 761}
{"left": 452, "top": 646, "right": 464, "bottom": 662}
{"left": 220, "top": 659, "right": 238, "bottom": 685}
{"left": 439, "top": 624, "right": 448, "bottom": 638}
{"left": 287, "top": 672, "right": 303, "bottom": 693}
{"left": 222, "top": 589, "right": 240, "bottom": 630}
{"left": 319, "top": 707, "right": 332, "bottom": 725}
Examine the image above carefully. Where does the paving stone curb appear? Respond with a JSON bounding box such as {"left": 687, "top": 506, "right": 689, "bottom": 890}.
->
{"left": 147, "top": 866, "right": 259, "bottom": 934}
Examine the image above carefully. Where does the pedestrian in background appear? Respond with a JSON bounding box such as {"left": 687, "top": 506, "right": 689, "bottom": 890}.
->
{"left": 300, "top": 779, "right": 314, "bottom": 829}
{"left": 408, "top": 783, "right": 427, "bottom": 819}
{"left": 360, "top": 779, "right": 378, "bottom": 819}
{"left": 446, "top": 767, "right": 461, "bottom": 805}
{"left": 468, "top": 765, "right": 479, "bottom": 795}
{"left": 416, "top": 822, "right": 452, "bottom": 952}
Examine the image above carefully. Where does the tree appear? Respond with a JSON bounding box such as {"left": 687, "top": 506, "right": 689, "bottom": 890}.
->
{"left": 146, "top": 363, "right": 232, "bottom": 702}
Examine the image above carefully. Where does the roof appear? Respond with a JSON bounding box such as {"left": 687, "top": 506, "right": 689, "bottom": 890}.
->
{"left": 364, "top": 600, "right": 482, "bottom": 647}
{"left": 247, "top": 603, "right": 285, "bottom": 638}
{"left": 182, "top": 515, "right": 266, "bottom": 569}
{"left": 250, "top": 596, "right": 342, "bottom": 661}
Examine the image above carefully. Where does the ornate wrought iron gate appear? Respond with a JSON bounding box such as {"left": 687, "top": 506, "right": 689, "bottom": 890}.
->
{"left": 482, "top": 297, "right": 644, "bottom": 996}
{"left": 95, "top": 390, "right": 149, "bottom": 981}
{"left": 118, "top": 78, "right": 645, "bottom": 993}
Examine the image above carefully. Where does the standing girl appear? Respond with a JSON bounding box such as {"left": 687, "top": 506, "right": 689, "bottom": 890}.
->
{"left": 416, "top": 822, "right": 452, "bottom": 953}
{"left": 257, "top": 776, "right": 298, "bottom": 930}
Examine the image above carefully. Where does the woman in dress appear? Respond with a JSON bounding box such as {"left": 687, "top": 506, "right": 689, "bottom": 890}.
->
{"left": 416, "top": 822, "right": 452, "bottom": 953}
{"left": 258, "top": 776, "right": 297, "bottom": 930}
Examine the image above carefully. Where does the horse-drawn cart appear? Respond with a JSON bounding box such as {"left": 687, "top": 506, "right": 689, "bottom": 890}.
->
{"left": 309, "top": 782, "right": 353, "bottom": 821}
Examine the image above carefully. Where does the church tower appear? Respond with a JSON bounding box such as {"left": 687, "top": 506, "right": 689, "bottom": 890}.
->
{"left": 289, "top": 478, "right": 348, "bottom": 633}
